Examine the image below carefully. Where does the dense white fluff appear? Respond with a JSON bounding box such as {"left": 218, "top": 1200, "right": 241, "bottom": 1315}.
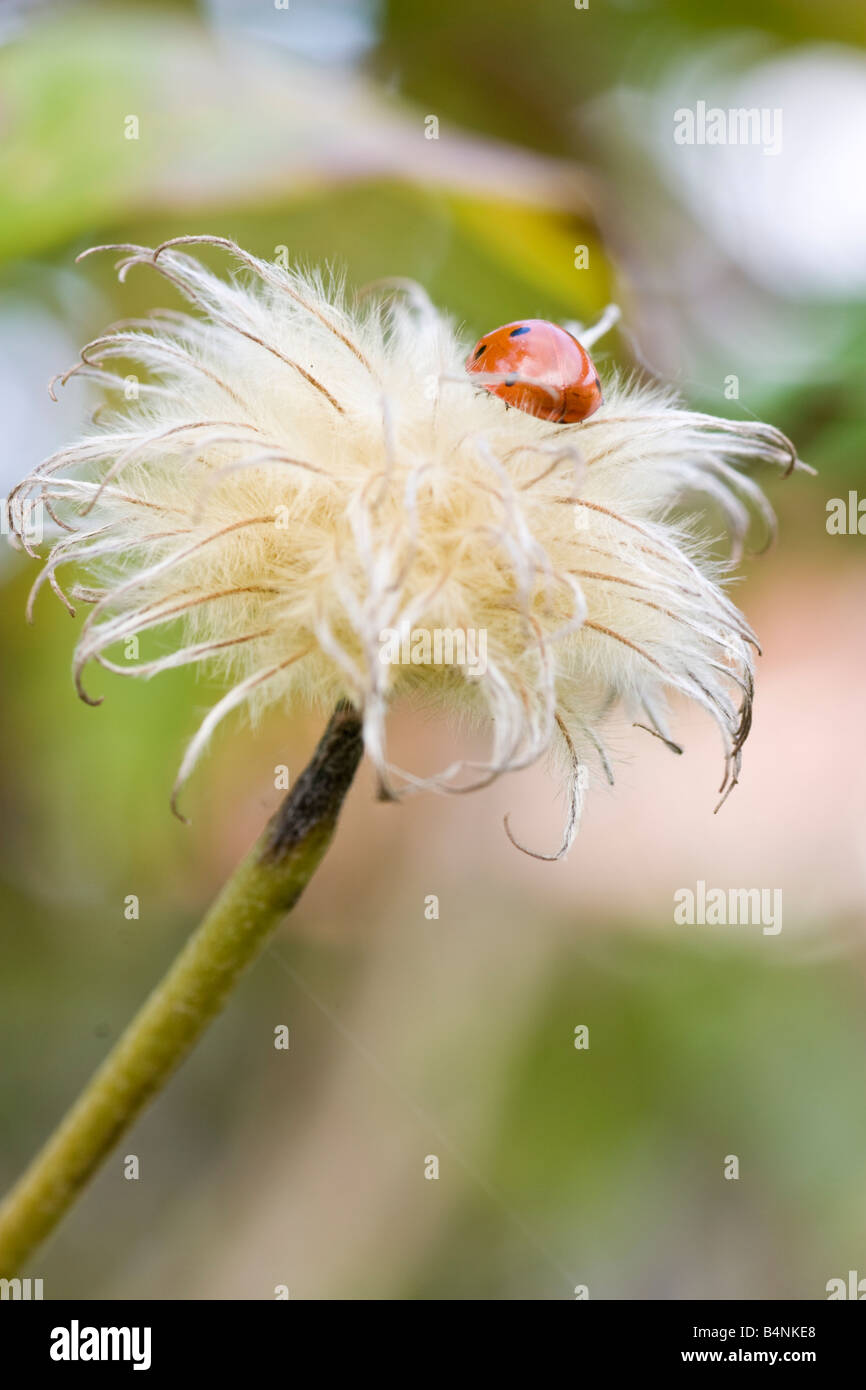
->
{"left": 12, "top": 237, "right": 807, "bottom": 855}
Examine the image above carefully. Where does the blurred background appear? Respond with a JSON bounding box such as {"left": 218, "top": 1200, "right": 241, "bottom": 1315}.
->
{"left": 1, "top": 0, "right": 865, "bottom": 1300}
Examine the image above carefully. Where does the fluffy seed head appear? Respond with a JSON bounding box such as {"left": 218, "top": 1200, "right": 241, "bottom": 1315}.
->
{"left": 12, "top": 236, "right": 808, "bottom": 856}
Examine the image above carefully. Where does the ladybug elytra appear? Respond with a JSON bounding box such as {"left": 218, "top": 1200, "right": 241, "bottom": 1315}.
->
{"left": 467, "top": 318, "right": 602, "bottom": 424}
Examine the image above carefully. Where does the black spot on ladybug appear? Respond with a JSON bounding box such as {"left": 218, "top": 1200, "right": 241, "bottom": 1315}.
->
{"left": 509, "top": 325, "right": 531, "bottom": 337}
{"left": 473, "top": 344, "right": 487, "bottom": 359}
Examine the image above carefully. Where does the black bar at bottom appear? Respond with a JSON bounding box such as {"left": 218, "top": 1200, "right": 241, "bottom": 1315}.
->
{"left": 0, "top": 1297, "right": 859, "bottom": 1373}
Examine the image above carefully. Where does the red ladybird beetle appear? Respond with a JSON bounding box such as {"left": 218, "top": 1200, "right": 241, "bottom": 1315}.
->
{"left": 466, "top": 319, "right": 602, "bottom": 424}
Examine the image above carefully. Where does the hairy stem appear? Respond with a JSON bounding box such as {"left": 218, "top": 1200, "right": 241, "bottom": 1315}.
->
{"left": 0, "top": 703, "right": 363, "bottom": 1277}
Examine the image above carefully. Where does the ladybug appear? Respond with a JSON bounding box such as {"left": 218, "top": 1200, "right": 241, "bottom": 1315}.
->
{"left": 467, "top": 319, "right": 602, "bottom": 424}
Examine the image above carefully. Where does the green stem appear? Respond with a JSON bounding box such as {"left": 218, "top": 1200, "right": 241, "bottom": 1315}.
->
{"left": 0, "top": 703, "right": 363, "bottom": 1277}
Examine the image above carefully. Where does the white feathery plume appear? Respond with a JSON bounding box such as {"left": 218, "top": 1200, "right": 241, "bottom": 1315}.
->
{"left": 11, "top": 236, "right": 811, "bottom": 855}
